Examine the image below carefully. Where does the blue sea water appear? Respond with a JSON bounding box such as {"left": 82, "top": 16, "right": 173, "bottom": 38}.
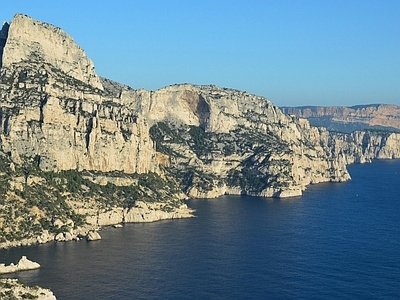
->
{"left": 1, "top": 159, "right": 400, "bottom": 299}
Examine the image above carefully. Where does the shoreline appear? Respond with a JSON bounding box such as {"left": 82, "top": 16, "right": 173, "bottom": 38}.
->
{"left": 0, "top": 202, "right": 195, "bottom": 250}
{"left": 1, "top": 157, "right": 397, "bottom": 250}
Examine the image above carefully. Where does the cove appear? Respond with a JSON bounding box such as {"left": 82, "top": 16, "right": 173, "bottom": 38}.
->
{"left": 1, "top": 159, "right": 400, "bottom": 300}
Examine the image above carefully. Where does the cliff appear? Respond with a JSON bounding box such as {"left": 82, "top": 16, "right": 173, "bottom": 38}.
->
{"left": 0, "top": 14, "right": 191, "bottom": 248}
{"left": 281, "top": 105, "right": 400, "bottom": 133}
{"left": 145, "top": 84, "right": 351, "bottom": 198}
{"left": 0, "top": 14, "right": 400, "bottom": 249}
{"left": 1, "top": 14, "right": 102, "bottom": 90}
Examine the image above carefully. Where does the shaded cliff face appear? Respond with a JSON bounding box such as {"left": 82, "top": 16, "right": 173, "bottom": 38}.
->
{"left": 327, "top": 130, "right": 400, "bottom": 164}
{"left": 0, "top": 21, "right": 9, "bottom": 67}
{"left": 281, "top": 105, "right": 400, "bottom": 133}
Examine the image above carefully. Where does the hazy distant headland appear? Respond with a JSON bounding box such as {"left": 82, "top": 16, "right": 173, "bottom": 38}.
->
{"left": 281, "top": 104, "right": 400, "bottom": 133}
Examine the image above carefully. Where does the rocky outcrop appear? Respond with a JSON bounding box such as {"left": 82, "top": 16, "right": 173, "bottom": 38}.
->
{"left": 0, "top": 69, "right": 158, "bottom": 174}
{"left": 0, "top": 278, "right": 56, "bottom": 300}
{"left": 326, "top": 130, "right": 400, "bottom": 163}
{"left": 86, "top": 230, "right": 101, "bottom": 241}
{"left": 1, "top": 14, "right": 102, "bottom": 90}
{"left": 281, "top": 104, "right": 400, "bottom": 133}
{"left": 82, "top": 201, "right": 194, "bottom": 227}
{"left": 146, "top": 85, "right": 352, "bottom": 198}
{"left": 0, "top": 14, "right": 158, "bottom": 174}
{"left": 0, "top": 256, "right": 40, "bottom": 274}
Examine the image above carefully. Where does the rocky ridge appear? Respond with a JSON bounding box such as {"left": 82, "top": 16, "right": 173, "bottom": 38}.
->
{"left": 1, "top": 14, "right": 102, "bottom": 90}
{"left": 281, "top": 104, "right": 400, "bottom": 133}
{"left": 0, "top": 13, "right": 400, "bottom": 250}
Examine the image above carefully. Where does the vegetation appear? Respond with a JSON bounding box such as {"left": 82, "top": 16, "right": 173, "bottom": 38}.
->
{"left": 227, "top": 169, "right": 267, "bottom": 193}
{"left": 0, "top": 279, "right": 43, "bottom": 299}
{"left": 149, "top": 121, "right": 187, "bottom": 155}
{"left": 0, "top": 151, "right": 182, "bottom": 243}
{"left": 149, "top": 120, "right": 296, "bottom": 195}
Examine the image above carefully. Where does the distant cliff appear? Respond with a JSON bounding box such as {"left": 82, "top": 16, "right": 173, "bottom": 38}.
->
{"left": 1, "top": 14, "right": 400, "bottom": 248}
{"left": 281, "top": 105, "right": 400, "bottom": 133}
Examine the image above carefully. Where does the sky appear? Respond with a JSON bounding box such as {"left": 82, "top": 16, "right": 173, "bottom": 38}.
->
{"left": 1, "top": 1, "right": 399, "bottom": 107}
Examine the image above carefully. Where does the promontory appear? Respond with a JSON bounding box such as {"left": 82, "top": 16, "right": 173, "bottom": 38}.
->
{"left": 0, "top": 14, "right": 400, "bottom": 248}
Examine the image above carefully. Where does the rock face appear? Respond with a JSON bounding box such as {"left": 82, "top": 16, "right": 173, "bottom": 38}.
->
{"left": 1, "top": 14, "right": 400, "bottom": 250}
{"left": 0, "top": 51, "right": 158, "bottom": 173}
{"left": 86, "top": 230, "right": 101, "bottom": 241}
{"left": 1, "top": 14, "right": 102, "bottom": 90}
{"left": 146, "top": 84, "right": 352, "bottom": 198}
{"left": 281, "top": 105, "right": 400, "bottom": 133}
{"left": 327, "top": 130, "right": 400, "bottom": 163}
{"left": 0, "top": 256, "right": 40, "bottom": 274}
{"left": 0, "top": 21, "right": 9, "bottom": 67}
{"left": 0, "top": 278, "right": 56, "bottom": 300}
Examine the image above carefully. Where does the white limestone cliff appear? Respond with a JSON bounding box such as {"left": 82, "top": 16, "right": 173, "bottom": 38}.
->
{"left": 1, "top": 13, "right": 102, "bottom": 90}
{"left": 139, "top": 84, "right": 352, "bottom": 197}
{"left": 0, "top": 64, "right": 158, "bottom": 175}
{"left": 1, "top": 13, "right": 400, "bottom": 253}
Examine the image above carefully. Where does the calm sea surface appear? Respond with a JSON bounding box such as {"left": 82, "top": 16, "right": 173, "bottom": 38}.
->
{"left": 1, "top": 160, "right": 400, "bottom": 299}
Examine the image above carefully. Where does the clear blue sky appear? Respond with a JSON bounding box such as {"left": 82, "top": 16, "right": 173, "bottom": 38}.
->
{"left": 2, "top": 1, "right": 400, "bottom": 106}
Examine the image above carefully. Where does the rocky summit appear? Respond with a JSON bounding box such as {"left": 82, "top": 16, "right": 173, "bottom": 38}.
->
{"left": 1, "top": 13, "right": 400, "bottom": 248}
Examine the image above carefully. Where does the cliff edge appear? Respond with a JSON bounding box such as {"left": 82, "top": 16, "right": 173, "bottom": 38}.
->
{"left": 0, "top": 14, "right": 102, "bottom": 90}
{"left": 281, "top": 104, "right": 400, "bottom": 133}
{"left": 0, "top": 14, "right": 399, "bottom": 249}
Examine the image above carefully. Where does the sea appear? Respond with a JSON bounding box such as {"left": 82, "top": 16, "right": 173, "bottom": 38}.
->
{"left": 1, "top": 159, "right": 400, "bottom": 299}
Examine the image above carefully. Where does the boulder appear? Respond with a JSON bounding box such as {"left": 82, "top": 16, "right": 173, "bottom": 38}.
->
{"left": 0, "top": 256, "right": 40, "bottom": 274}
{"left": 64, "top": 232, "right": 74, "bottom": 242}
{"left": 54, "top": 233, "right": 65, "bottom": 242}
{"left": 37, "top": 230, "right": 52, "bottom": 244}
{"left": 86, "top": 231, "right": 101, "bottom": 241}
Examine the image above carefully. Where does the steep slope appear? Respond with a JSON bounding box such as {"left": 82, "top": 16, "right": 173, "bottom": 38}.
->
{"left": 281, "top": 105, "right": 400, "bottom": 133}
{"left": 1, "top": 14, "right": 102, "bottom": 89}
{"left": 0, "top": 14, "right": 400, "bottom": 248}
{"left": 144, "top": 84, "right": 351, "bottom": 198}
{"left": 0, "top": 14, "right": 191, "bottom": 247}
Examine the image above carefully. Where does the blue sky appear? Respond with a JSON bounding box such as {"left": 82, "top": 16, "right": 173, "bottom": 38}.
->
{"left": 2, "top": 1, "right": 399, "bottom": 106}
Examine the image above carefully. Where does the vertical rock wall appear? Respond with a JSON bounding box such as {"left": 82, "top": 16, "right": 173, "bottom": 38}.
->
{"left": 1, "top": 14, "right": 103, "bottom": 90}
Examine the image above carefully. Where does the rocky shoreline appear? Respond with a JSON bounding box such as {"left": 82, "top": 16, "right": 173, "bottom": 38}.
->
{"left": 0, "top": 278, "right": 56, "bottom": 300}
{"left": 0, "top": 201, "right": 194, "bottom": 249}
{"left": 0, "top": 202, "right": 193, "bottom": 300}
{"left": 0, "top": 12, "right": 398, "bottom": 300}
